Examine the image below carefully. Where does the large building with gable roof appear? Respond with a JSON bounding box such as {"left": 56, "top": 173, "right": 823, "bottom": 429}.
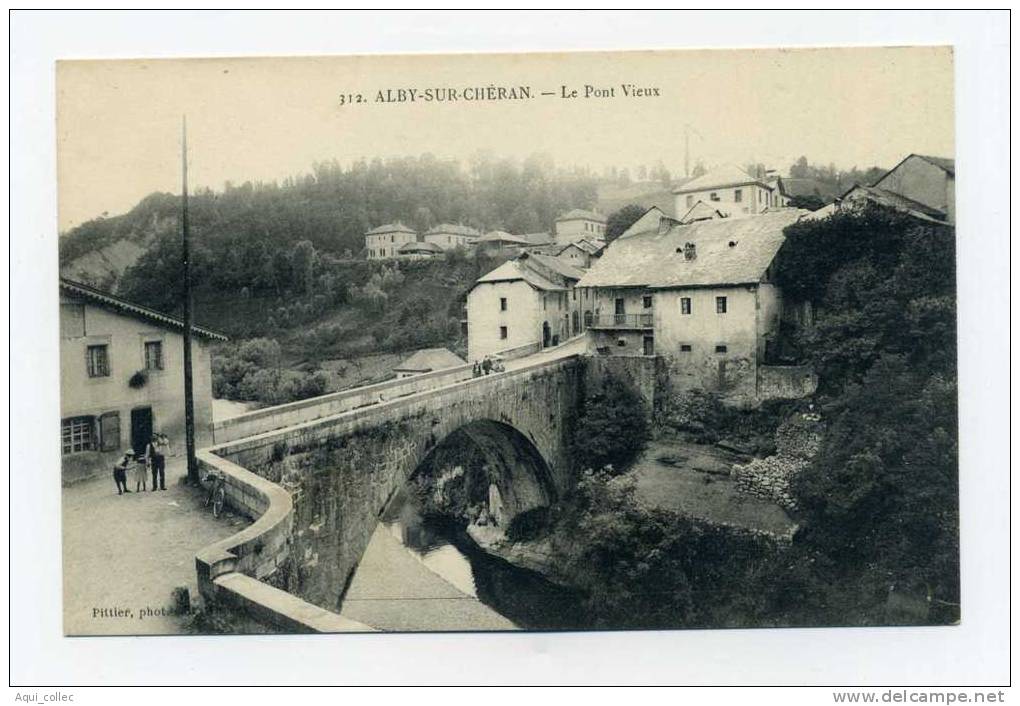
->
{"left": 59, "top": 277, "right": 227, "bottom": 483}
{"left": 576, "top": 209, "right": 809, "bottom": 403}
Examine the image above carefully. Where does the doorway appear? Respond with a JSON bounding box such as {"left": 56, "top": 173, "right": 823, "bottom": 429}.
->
{"left": 130, "top": 406, "right": 153, "bottom": 457}
{"left": 614, "top": 297, "right": 625, "bottom": 324}
{"left": 542, "top": 321, "right": 551, "bottom": 348}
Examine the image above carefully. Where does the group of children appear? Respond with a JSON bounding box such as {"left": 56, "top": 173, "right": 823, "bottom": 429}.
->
{"left": 112, "top": 432, "right": 170, "bottom": 495}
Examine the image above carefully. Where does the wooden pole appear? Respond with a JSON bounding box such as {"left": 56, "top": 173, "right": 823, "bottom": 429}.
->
{"left": 181, "top": 116, "right": 198, "bottom": 484}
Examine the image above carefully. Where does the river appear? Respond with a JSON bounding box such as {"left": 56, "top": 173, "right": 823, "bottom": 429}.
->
{"left": 338, "top": 486, "right": 588, "bottom": 632}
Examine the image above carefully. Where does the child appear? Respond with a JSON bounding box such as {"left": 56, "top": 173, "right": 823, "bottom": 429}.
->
{"left": 113, "top": 452, "right": 132, "bottom": 495}
{"left": 133, "top": 450, "right": 148, "bottom": 492}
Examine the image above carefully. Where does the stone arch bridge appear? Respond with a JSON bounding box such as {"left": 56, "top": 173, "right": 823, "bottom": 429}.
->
{"left": 196, "top": 353, "right": 585, "bottom": 629}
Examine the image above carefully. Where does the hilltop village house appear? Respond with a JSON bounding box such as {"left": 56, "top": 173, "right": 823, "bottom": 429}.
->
{"left": 553, "top": 209, "right": 607, "bottom": 245}
{"left": 576, "top": 210, "right": 810, "bottom": 404}
{"left": 673, "top": 165, "right": 789, "bottom": 220}
{"left": 59, "top": 278, "right": 227, "bottom": 483}
{"left": 841, "top": 154, "right": 955, "bottom": 225}
{"left": 423, "top": 223, "right": 481, "bottom": 250}
{"left": 365, "top": 222, "right": 418, "bottom": 260}
{"left": 466, "top": 252, "right": 591, "bottom": 361}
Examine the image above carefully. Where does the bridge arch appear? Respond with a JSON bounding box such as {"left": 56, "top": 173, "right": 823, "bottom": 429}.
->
{"left": 408, "top": 418, "right": 557, "bottom": 527}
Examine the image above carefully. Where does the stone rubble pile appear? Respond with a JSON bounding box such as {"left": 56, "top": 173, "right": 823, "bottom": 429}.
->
{"left": 731, "top": 414, "right": 824, "bottom": 511}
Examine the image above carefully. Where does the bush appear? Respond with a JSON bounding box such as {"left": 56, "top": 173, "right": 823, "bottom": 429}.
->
{"left": 505, "top": 506, "right": 555, "bottom": 542}
{"left": 572, "top": 373, "right": 649, "bottom": 473}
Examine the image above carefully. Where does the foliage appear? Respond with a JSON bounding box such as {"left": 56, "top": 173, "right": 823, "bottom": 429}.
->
{"left": 788, "top": 155, "right": 886, "bottom": 191}
{"left": 774, "top": 202, "right": 959, "bottom": 618}
{"left": 571, "top": 373, "right": 649, "bottom": 473}
{"left": 128, "top": 370, "right": 148, "bottom": 389}
{"left": 212, "top": 337, "right": 328, "bottom": 405}
{"left": 604, "top": 204, "right": 647, "bottom": 243}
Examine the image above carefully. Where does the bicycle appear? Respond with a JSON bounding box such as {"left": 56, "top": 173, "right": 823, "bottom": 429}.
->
{"left": 204, "top": 471, "right": 227, "bottom": 518}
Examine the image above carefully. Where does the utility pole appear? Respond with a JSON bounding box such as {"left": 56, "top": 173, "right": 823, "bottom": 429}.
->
{"left": 181, "top": 116, "right": 198, "bottom": 484}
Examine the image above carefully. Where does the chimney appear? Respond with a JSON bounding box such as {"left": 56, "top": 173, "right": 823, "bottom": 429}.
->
{"left": 683, "top": 242, "right": 697, "bottom": 261}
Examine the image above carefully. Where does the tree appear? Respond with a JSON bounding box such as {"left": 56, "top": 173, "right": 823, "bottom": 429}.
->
{"left": 290, "top": 240, "right": 318, "bottom": 296}
{"left": 605, "top": 204, "right": 648, "bottom": 243}
{"left": 572, "top": 372, "right": 649, "bottom": 473}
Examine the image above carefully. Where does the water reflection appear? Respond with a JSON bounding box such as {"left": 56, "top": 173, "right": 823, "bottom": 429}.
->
{"left": 377, "top": 487, "right": 588, "bottom": 630}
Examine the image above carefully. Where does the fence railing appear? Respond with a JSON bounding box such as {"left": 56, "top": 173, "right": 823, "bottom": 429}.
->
{"left": 588, "top": 313, "right": 654, "bottom": 329}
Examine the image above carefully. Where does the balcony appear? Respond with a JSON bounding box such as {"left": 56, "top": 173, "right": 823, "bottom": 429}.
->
{"left": 588, "top": 313, "right": 654, "bottom": 330}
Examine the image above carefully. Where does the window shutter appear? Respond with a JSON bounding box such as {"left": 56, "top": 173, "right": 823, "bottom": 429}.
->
{"left": 99, "top": 412, "right": 120, "bottom": 452}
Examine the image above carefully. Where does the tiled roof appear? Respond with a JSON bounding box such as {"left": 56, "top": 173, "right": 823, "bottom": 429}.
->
{"left": 914, "top": 154, "right": 955, "bottom": 176}
{"left": 477, "top": 230, "right": 530, "bottom": 245}
{"left": 520, "top": 231, "right": 555, "bottom": 245}
{"left": 398, "top": 241, "right": 443, "bottom": 253}
{"left": 365, "top": 222, "right": 417, "bottom": 236}
{"left": 424, "top": 223, "right": 481, "bottom": 237}
{"left": 474, "top": 260, "right": 565, "bottom": 291}
{"left": 672, "top": 164, "right": 768, "bottom": 194}
{"left": 520, "top": 251, "right": 586, "bottom": 281}
{"left": 839, "top": 184, "right": 947, "bottom": 223}
{"left": 393, "top": 347, "right": 467, "bottom": 373}
{"left": 780, "top": 178, "right": 840, "bottom": 200}
{"left": 571, "top": 238, "right": 605, "bottom": 255}
{"left": 59, "top": 278, "right": 229, "bottom": 341}
{"left": 577, "top": 210, "right": 805, "bottom": 290}
{"left": 555, "top": 208, "right": 606, "bottom": 223}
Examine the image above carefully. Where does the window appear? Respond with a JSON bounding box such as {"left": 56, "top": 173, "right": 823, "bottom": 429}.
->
{"left": 710, "top": 192, "right": 720, "bottom": 202}
{"left": 686, "top": 195, "right": 694, "bottom": 208}
{"left": 86, "top": 344, "right": 110, "bottom": 378}
{"left": 499, "top": 326, "right": 508, "bottom": 340}
{"left": 716, "top": 296, "right": 728, "bottom": 314}
{"left": 643, "top": 295, "right": 653, "bottom": 309}
{"left": 680, "top": 297, "right": 692, "bottom": 315}
{"left": 734, "top": 189, "right": 743, "bottom": 203}
{"left": 61, "top": 416, "right": 94, "bottom": 454}
{"left": 616, "top": 337, "right": 627, "bottom": 347}
{"left": 572, "top": 289, "right": 577, "bottom": 301}
{"left": 584, "top": 289, "right": 589, "bottom": 300}
{"left": 144, "top": 341, "right": 163, "bottom": 371}
{"left": 499, "top": 297, "right": 507, "bottom": 312}
{"left": 715, "top": 344, "right": 728, "bottom": 353}
{"left": 680, "top": 344, "right": 692, "bottom": 352}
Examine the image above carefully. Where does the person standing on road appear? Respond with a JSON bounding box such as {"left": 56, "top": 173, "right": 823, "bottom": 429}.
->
{"left": 146, "top": 433, "right": 169, "bottom": 491}
{"left": 133, "top": 450, "right": 148, "bottom": 492}
{"left": 113, "top": 452, "right": 132, "bottom": 495}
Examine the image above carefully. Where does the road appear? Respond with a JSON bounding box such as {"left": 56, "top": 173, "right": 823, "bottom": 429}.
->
{"left": 61, "top": 459, "right": 243, "bottom": 635}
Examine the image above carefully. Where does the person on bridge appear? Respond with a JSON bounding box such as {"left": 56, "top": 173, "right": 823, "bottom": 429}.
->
{"left": 481, "top": 357, "right": 492, "bottom": 376}
{"left": 112, "top": 452, "right": 132, "bottom": 495}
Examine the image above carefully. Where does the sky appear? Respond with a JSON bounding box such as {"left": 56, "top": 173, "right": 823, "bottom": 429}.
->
{"left": 56, "top": 46, "right": 954, "bottom": 231}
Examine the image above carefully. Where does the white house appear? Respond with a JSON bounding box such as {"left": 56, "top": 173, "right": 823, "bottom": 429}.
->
{"left": 672, "top": 165, "right": 787, "bottom": 219}
{"left": 553, "top": 209, "right": 606, "bottom": 244}
{"left": 466, "top": 252, "right": 592, "bottom": 361}
{"left": 59, "top": 278, "right": 227, "bottom": 483}
{"left": 365, "top": 223, "right": 418, "bottom": 260}
{"left": 423, "top": 223, "right": 481, "bottom": 250}
{"left": 576, "top": 210, "right": 806, "bottom": 403}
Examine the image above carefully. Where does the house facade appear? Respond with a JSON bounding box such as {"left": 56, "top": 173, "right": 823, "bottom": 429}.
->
{"left": 365, "top": 223, "right": 418, "bottom": 259}
{"left": 59, "top": 278, "right": 226, "bottom": 483}
{"left": 673, "top": 165, "right": 786, "bottom": 219}
{"left": 423, "top": 223, "right": 481, "bottom": 250}
{"left": 870, "top": 154, "right": 955, "bottom": 224}
{"left": 576, "top": 210, "right": 804, "bottom": 404}
{"left": 553, "top": 209, "right": 607, "bottom": 244}
{"left": 466, "top": 252, "right": 592, "bottom": 361}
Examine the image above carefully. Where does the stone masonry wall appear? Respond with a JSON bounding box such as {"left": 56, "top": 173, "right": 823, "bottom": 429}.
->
{"left": 731, "top": 412, "right": 824, "bottom": 510}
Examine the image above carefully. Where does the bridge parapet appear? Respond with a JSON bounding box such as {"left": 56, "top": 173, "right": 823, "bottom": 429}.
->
{"left": 214, "top": 341, "right": 544, "bottom": 444}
